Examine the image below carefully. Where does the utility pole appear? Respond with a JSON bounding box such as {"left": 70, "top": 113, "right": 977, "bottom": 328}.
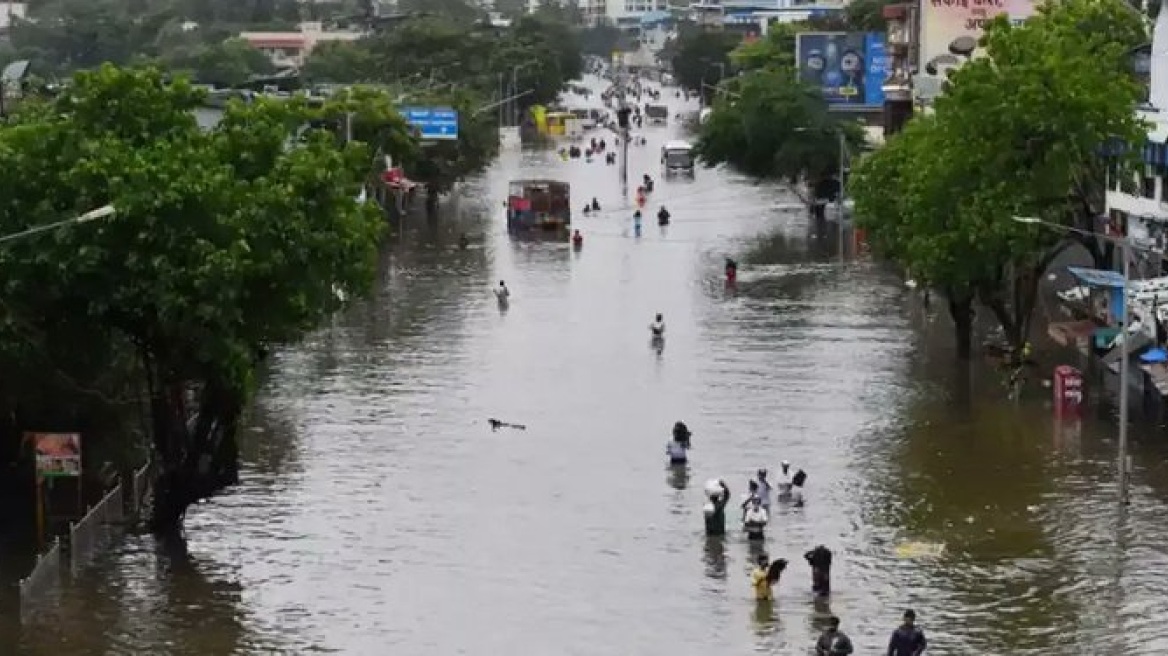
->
{"left": 620, "top": 124, "right": 629, "bottom": 194}
{"left": 1011, "top": 215, "right": 1146, "bottom": 505}
{"left": 1118, "top": 239, "right": 1131, "bottom": 504}
{"left": 837, "top": 129, "right": 845, "bottom": 260}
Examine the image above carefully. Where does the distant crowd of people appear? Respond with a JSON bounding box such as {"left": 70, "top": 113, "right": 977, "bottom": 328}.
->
{"left": 666, "top": 420, "right": 928, "bottom": 655}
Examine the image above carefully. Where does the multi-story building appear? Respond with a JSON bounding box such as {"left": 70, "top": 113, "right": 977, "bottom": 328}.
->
{"left": 579, "top": 0, "right": 608, "bottom": 26}
{"left": 239, "top": 22, "right": 363, "bottom": 69}
{"left": 1104, "top": 11, "right": 1168, "bottom": 267}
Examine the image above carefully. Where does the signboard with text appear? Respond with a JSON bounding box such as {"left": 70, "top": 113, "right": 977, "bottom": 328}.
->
{"left": 29, "top": 432, "right": 81, "bottom": 478}
{"left": 795, "top": 32, "right": 890, "bottom": 108}
{"left": 915, "top": 0, "right": 1036, "bottom": 102}
{"left": 400, "top": 107, "right": 459, "bottom": 141}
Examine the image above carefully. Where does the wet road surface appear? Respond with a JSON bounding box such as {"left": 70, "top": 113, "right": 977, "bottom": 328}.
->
{"left": 8, "top": 81, "right": 1168, "bottom": 655}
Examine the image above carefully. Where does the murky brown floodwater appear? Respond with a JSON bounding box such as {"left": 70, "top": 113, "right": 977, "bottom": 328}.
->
{"left": 7, "top": 79, "right": 1168, "bottom": 655}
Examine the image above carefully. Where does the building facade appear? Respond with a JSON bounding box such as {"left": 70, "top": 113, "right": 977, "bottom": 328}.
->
{"left": 1105, "top": 10, "right": 1168, "bottom": 264}
{"left": 239, "top": 22, "right": 363, "bottom": 69}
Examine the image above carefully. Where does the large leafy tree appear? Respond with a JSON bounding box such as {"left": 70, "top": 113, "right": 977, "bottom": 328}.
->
{"left": 852, "top": 0, "right": 1146, "bottom": 359}
{"left": 162, "top": 38, "right": 275, "bottom": 87}
{"left": 0, "top": 65, "right": 386, "bottom": 536}
{"left": 665, "top": 26, "right": 740, "bottom": 102}
{"left": 696, "top": 63, "right": 866, "bottom": 210}
{"left": 302, "top": 41, "right": 381, "bottom": 85}
{"left": 403, "top": 88, "right": 501, "bottom": 208}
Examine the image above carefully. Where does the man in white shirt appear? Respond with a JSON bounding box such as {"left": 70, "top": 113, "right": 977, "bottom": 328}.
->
{"left": 743, "top": 496, "right": 768, "bottom": 540}
{"left": 650, "top": 313, "right": 665, "bottom": 337}
{"left": 755, "top": 469, "right": 772, "bottom": 510}
{"left": 776, "top": 461, "right": 794, "bottom": 499}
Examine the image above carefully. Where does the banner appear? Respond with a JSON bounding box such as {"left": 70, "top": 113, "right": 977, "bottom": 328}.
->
{"left": 916, "top": 0, "right": 1037, "bottom": 102}
{"left": 29, "top": 432, "right": 81, "bottom": 478}
{"left": 796, "top": 32, "right": 889, "bottom": 108}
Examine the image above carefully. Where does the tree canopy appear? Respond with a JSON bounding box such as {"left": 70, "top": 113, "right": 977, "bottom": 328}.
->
{"left": 694, "top": 21, "right": 866, "bottom": 206}
{"left": 0, "top": 65, "right": 389, "bottom": 535}
{"left": 301, "top": 4, "right": 585, "bottom": 197}
{"left": 664, "top": 26, "right": 741, "bottom": 101}
{"left": 6, "top": 0, "right": 296, "bottom": 77}
{"left": 851, "top": 0, "right": 1146, "bottom": 358}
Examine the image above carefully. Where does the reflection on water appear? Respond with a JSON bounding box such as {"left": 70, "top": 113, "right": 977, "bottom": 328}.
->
{"left": 6, "top": 81, "right": 1168, "bottom": 655}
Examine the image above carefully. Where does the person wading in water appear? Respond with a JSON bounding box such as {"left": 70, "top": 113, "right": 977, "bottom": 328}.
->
{"left": 703, "top": 480, "right": 730, "bottom": 536}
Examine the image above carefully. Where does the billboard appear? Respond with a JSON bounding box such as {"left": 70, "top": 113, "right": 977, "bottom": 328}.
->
{"left": 915, "top": 0, "right": 1037, "bottom": 102}
{"left": 400, "top": 107, "right": 459, "bottom": 141}
{"left": 796, "top": 33, "right": 890, "bottom": 108}
{"left": 29, "top": 432, "right": 81, "bottom": 478}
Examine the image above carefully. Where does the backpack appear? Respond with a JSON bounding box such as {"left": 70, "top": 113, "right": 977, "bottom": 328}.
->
{"left": 792, "top": 469, "right": 807, "bottom": 487}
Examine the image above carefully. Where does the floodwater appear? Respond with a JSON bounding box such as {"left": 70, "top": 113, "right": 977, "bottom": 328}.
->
{"left": 7, "top": 81, "right": 1168, "bottom": 655}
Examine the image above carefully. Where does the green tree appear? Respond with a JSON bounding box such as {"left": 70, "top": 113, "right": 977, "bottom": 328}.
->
{"left": 0, "top": 65, "right": 384, "bottom": 536}
{"left": 164, "top": 38, "right": 275, "bottom": 87}
{"left": 729, "top": 22, "right": 800, "bottom": 72}
{"left": 843, "top": 0, "right": 900, "bottom": 31}
{"left": 404, "top": 87, "right": 500, "bottom": 210}
{"left": 852, "top": 0, "right": 1146, "bottom": 358}
{"left": 316, "top": 85, "right": 421, "bottom": 177}
{"left": 696, "top": 68, "right": 865, "bottom": 205}
{"left": 303, "top": 41, "right": 380, "bottom": 85}
{"left": 492, "top": 0, "right": 529, "bottom": 19}
{"left": 399, "top": 0, "right": 486, "bottom": 24}
{"left": 666, "top": 26, "right": 740, "bottom": 102}
{"left": 578, "top": 23, "right": 624, "bottom": 57}
{"left": 496, "top": 13, "right": 584, "bottom": 108}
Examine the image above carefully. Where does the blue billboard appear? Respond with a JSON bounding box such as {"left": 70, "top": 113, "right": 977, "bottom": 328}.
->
{"left": 400, "top": 107, "right": 459, "bottom": 141}
{"left": 795, "top": 32, "right": 890, "bottom": 108}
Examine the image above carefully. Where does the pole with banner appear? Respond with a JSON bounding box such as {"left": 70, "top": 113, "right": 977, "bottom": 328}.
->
{"left": 34, "top": 474, "right": 44, "bottom": 549}
{"left": 27, "top": 432, "right": 83, "bottom": 548}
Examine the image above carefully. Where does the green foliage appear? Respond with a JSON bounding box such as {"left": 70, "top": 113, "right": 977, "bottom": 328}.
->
{"left": 399, "top": 0, "right": 487, "bottom": 23}
{"left": 730, "top": 22, "right": 800, "bottom": 72}
{"left": 404, "top": 87, "right": 500, "bottom": 195}
{"left": 579, "top": 23, "right": 628, "bottom": 57}
{"left": 316, "top": 85, "right": 421, "bottom": 173}
{"left": 0, "top": 64, "right": 384, "bottom": 530}
{"left": 162, "top": 38, "right": 275, "bottom": 87}
{"left": 843, "top": 0, "right": 899, "bottom": 31}
{"left": 852, "top": 0, "right": 1146, "bottom": 348}
{"left": 7, "top": 0, "right": 300, "bottom": 75}
{"left": 666, "top": 26, "right": 741, "bottom": 99}
{"left": 302, "top": 41, "right": 380, "bottom": 85}
{"left": 696, "top": 68, "right": 865, "bottom": 195}
{"left": 299, "top": 6, "right": 584, "bottom": 190}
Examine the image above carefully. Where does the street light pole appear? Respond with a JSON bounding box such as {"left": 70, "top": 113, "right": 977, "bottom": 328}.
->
{"left": 1012, "top": 215, "right": 1134, "bottom": 503}
{"left": 0, "top": 204, "right": 117, "bottom": 245}
{"left": 837, "top": 129, "right": 845, "bottom": 261}
{"left": 1118, "top": 238, "right": 1131, "bottom": 504}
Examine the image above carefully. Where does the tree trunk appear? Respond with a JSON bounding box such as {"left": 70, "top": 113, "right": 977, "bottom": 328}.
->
{"left": 425, "top": 185, "right": 440, "bottom": 217}
{"left": 947, "top": 291, "right": 974, "bottom": 360}
{"left": 149, "top": 376, "right": 244, "bottom": 538}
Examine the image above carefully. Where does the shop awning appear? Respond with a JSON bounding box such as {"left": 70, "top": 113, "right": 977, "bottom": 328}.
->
{"left": 1067, "top": 267, "right": 1126, "bottom": 288}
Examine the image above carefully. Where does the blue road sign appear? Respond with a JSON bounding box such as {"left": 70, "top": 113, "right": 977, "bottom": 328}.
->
{"left": 400, "top": 106, "right": 459, "bottom": 141}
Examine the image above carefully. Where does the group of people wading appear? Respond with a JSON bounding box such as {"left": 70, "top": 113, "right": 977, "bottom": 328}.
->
{"left": 665, "top": 421, "right": 928, "bottom": 655}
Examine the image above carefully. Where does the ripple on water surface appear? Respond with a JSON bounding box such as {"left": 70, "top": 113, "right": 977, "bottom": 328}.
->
{"left": 14, "top": 77, "right": 1168, "bottom": 656}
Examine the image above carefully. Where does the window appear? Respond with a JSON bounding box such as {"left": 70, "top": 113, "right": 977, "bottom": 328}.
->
{"left": 1142, "top": 175, "right": 1157, "bottom": 199}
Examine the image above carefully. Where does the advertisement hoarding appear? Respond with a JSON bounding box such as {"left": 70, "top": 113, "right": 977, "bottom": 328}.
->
{"left": 915, "top": 0, "right": 1036, "bottom": 102}
{"left": 29, "top": 432, "right": 81, "bottom": 478}
{"left": 795, "top": 32, "right": 890, "bottom": 108}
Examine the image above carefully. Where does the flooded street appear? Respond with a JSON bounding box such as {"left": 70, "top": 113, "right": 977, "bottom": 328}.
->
{"left": 10, "top": 85, "right": 1168, "bottom": 655}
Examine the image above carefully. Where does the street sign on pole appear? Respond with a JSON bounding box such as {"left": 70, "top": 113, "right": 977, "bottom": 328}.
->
{"left": 400, "top": 107, "right": 459, "bottom": 141}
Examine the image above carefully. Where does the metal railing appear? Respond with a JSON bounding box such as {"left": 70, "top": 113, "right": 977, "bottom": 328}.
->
{"left": 68, "top": 482, "right": 124, "bottom": 575}
{"left": 130, "top": 461, "right": 153, "bottom": 516}
{"left": 18, "top": 537, "right": 62, "bottom": 622}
